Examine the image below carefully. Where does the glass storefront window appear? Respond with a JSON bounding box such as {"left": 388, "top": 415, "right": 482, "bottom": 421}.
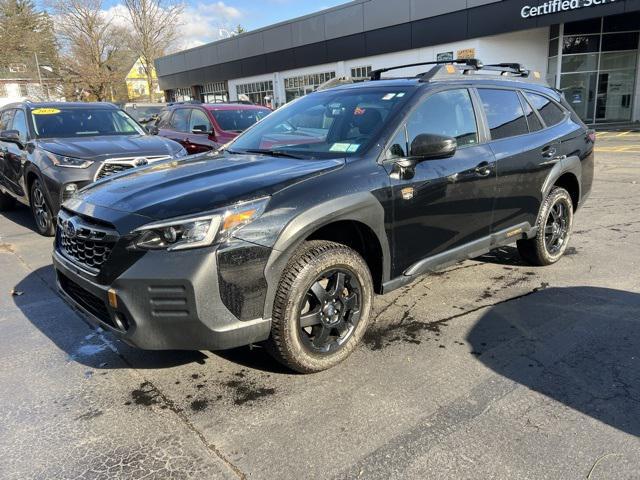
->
{"left": 600, "top": 52, "right": 638, "bottom": 71}
{"left": 562, "top": 53, "right": 599, "bottom": 73}
{"left": 601, "top": 32, "right": 640, "bottom": 52}
{"left": 563, "top": 35, "right": 600, "bottom": 54}
{"left": 560, "top": 73, "right": 597, "bottom": 123}
{"left": 596, "top": 70, "right": 636, "bottom": 122}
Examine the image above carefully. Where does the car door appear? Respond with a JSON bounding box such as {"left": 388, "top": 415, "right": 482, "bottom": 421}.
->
{"left": 4, "top": 108, "right": 29, "bottom": 197}
{"left": 162, "top": 108, "right": 192, "bottom": 152}
{"left": 0, "top": 109, "right": 16, "bottom": 194}
{"left": 385, "top": 88, "right": 497, "bottom": 277}
{"left": 477, "top": 88, "right": 565, "bottom": 234}
{"left": 187, "top": 107, "right": 217, "bottom": 153}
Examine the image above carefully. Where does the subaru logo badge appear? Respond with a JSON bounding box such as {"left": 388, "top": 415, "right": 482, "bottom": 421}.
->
{"left": 65, "top": 218, "right": 78, "bottom": 238}
{"left": 134, "top": 157, "right": 148, "bottom": 167}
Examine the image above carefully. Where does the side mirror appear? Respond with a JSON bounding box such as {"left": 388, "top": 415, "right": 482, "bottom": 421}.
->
{"left": 191, "top": 125, "right": 210, "bottom": 134}
{"left": 0, "top": 130, "right": 23, "bottom": 148}
{"left": 146, "top": 125, "right": 159, "bottom": 135}
{"left": 410, "top": 134, "right": 457, "bottom": 160}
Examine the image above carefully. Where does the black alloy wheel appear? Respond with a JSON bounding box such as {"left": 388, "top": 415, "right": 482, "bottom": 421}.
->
{"left": 30, "top": 179, "right": 55, "bottom": 236}
{"left": 517, "top": 187, "right": 574, "bottom": 266}
{"left": 299, "top": 269, "right": 362, "bottom": 354}
{"left": 544, "top": 200, "right": 569, "bottom": 255}
{"left": 267, "top": 240, "right": 374, "bottom": 373}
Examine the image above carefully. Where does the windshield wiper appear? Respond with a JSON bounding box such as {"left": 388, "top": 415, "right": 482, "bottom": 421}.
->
{"left": 241, "top": 149, "right": 306, "bottom": 159}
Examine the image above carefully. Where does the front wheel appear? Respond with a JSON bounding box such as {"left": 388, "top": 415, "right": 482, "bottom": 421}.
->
{"left": 267, "top": 241, "right": 374, "bottom": 373}
{"left": 517, "top": 187, "right": 574, "bottom": 266}
{"left": 30, "top": 179, "right": 55, "bottom": 237}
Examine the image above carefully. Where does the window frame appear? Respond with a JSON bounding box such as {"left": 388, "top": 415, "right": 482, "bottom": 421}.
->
{"left": 380, "top": 85, "right": 484, "bottom": 164}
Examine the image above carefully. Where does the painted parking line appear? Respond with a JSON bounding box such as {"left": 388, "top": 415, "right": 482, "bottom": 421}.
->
{"left": 595, "top": 146, "right": 640, "bottom": 153}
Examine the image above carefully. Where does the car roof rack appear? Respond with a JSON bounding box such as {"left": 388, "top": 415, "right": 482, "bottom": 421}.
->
{"left": 370, "top": 59, "right": 483, "bottom": 81}
{"left": 370, "top": 58, "right": 544, "bottom": 84}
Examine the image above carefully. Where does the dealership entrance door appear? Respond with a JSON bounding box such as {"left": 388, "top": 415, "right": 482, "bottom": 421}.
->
{"left": 547, "top": 13, "right": 639, "bottom": 124}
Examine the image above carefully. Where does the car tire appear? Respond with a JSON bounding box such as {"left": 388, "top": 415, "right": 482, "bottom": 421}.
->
{"left": 0, "top": 190, "right": 15, "bottom": 211}
{"left": 517, "top": 187, "right": 574, "bottom": 266}
{"left": 267, "top": 240, "right": 374, "bottom": 373}
{"left": 30, "top": 179, "right": 55, "bottom": 237}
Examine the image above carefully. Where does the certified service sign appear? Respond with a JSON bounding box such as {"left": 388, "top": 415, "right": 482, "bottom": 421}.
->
{"left": 521, "top": 0, "right": 616, "bottom": 18}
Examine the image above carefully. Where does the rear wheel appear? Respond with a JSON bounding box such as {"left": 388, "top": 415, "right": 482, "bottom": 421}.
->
{"left": 30, "top": 179, "right": 55, "bottom": 237}
{"left": 0, "top": 190, "right": 15, "bottom": 211}
{"left": 517, "top": 187, "right": 573, "bottom": 266}
{"left": 267, "top": 240, "right": 373, "bottom": 373}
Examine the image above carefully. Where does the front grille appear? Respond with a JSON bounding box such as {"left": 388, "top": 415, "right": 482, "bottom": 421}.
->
{"left": 58, "top": 273, "right": 113, "bottom": 326}
{"left": 96, "top": 163, "right": 133, "bottom": 180}
{"left": 95, "top": 155, "right": 172, "bottom": 181}
{"left": 56, "top": 211, "right": 119, "bottom": 273}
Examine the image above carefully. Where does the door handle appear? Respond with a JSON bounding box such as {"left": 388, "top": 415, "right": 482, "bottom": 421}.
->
{"left": 474, "top": 162, "right": 492, "bottom": 177}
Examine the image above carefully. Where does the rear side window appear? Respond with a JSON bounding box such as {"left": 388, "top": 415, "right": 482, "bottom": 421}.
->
{"left": 525, "top": 92, "right": 566, "bottom": 127}
{"left": 170, "top": 108, "right": 191, "bottom": 132}
{"left": 519, "top": 92, "right": 543, "bottom": 132}
{"left": 478, "top": 89, "right": 529, "bottom": 140}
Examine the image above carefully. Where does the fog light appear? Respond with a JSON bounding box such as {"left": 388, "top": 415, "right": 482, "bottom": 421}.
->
{"left": 108, "top": 288, "right": 118, "bottom": 308}
{"left": 64, "top": 183, "right": 77, "bottom": 192}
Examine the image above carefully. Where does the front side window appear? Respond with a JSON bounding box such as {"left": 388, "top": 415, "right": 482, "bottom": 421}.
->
{"left": 189, "top": 109, "right": 212, "bottom": 133}
{"left": 525, "top": 92, "right": 566, "bottom": 127}
{"left": 170, "top": 108, "right": 191, "bottom": 132}
{"left": 230, "top": 87, "right": 412, "bottom": 158}
{"left": 478, "top": 89, "right": 529, "bottom": 140}
{"left": 406, "top": 89, "right": 478, "bottom": 149}
{"left": 11, "top": 109, "right": 28, "bottom": 142}
{"left": 0, "top": 109, "right": 14, "bottom": 131}
{"left": 31, "top": 108, "right": 145, "bottom": 138}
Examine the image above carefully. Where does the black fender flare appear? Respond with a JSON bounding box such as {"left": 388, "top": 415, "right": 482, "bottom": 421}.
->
{"left": 261, "top": 192, "right": 390, "bottom": 320}
{"left": 541, "top": 154, "right": 581, "bottom": 202}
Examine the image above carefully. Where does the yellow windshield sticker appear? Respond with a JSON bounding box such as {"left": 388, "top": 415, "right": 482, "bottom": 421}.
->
{"left": 32, "top": 108, "right": 61, "bottom": 115}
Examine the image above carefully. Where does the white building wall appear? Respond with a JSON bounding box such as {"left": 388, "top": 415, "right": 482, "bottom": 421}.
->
{"left": 226, "top": 28, "right": 551, "bottom": 107}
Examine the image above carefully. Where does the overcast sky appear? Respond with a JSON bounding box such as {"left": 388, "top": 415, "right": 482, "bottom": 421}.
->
{"left": 100, "top": 0, "right": 350, "bottom": 49}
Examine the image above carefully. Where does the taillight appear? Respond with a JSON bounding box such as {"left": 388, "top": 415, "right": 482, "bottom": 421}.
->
{"left": 587, "top": 130, "right": 596, "bottom": 143}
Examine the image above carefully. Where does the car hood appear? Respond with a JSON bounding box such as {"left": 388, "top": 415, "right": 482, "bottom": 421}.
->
{"left": 69, "top": 153, "right": 344, "bottom": 221}
{"left": 36, "top": 135, "right": 181, "bottom": 160}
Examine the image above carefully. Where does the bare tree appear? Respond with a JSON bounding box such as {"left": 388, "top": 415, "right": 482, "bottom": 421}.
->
{"left": 50, "top": 0, "right": 126, "bottom": 101}
{"left": 121, "top": 0, "right": 183, "bottom": 101}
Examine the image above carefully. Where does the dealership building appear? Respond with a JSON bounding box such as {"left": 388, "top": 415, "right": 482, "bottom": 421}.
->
{"left": 155, "top": 0, "right": 640, "bottom": 125}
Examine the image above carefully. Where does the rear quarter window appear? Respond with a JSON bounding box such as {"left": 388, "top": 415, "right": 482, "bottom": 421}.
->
{"left": 524, "top": 92, "right": 567, "bottom": 127}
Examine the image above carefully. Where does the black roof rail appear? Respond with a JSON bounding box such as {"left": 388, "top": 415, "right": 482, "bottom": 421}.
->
{"left": 370, "top": 58, "right": 484, "bottom": 81}
{"left": 483, "top": 63, "right": 530, "bottom": 77}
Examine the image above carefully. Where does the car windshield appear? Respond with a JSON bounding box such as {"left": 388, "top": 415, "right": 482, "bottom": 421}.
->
{"left": 31, "top": 107, "right": 145, "bottom": 138}
{"left": 125, "top": 106, "right": 163, "bottom": 123}
{"left": 229, "top": 87, "right": 412, "bottom": 158}
{"left": 211, "top": 108, "right": 270, "bottom": 133}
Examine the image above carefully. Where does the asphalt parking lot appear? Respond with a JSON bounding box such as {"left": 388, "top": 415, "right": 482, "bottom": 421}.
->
{"left": 1, "top": 132, "right": 639, "bottom": 480}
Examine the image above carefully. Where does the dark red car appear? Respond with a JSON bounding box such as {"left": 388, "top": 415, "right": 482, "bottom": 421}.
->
{"left": 150, "top": 102, "right": 271, "bottom": 154}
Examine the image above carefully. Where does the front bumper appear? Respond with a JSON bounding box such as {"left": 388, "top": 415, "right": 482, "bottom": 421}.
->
{"left": 53, "top": 245, "right": 272, "bottom": 351}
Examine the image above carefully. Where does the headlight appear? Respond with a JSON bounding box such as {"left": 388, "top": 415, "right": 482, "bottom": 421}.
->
{"left": 48, "top": 152, "right": 94, "bottom": 169}
{"left": 131, "top": 197, "right": 269, "bottom": 251}
{"left": 173, "top": 147, "right": 188, "bottom": 158}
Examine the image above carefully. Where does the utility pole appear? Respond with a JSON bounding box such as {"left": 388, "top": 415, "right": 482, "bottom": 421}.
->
{"left": 34, "top": 52, "right": 50, "bottom": 101}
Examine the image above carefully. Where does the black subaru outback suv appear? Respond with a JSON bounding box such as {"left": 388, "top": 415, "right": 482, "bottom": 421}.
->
{"left": 53, "top": 60, "right": 594, "bottom": 373}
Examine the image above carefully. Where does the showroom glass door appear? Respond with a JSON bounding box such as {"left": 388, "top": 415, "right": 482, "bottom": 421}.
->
{"left": 550, "top": 13, "right": 640, "bottom": 124}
